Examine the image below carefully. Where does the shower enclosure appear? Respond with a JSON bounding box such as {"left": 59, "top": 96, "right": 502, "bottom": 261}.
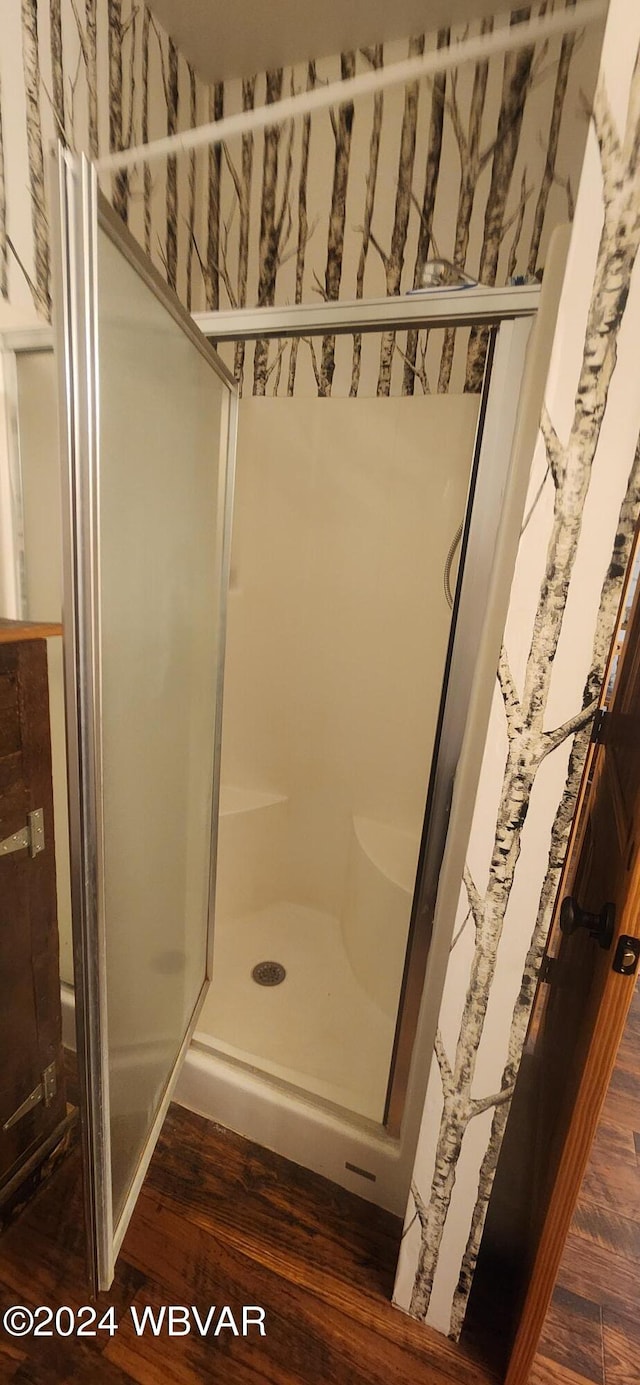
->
{"left": 198, "top": 353, "right": 479, "bottom": 1125}
{"left": 0, "top": 146, "right": 540, "bottom": 1287}
{"left": 189, "top": 296, "right": 537, "bottom": 1164}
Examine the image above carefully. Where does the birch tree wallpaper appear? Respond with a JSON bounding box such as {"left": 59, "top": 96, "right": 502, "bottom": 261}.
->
{"left": 1, "top": 2, "right": 602, "bottom": 397}
{"left": 393, "top": 0, "right": 640, "bottom": 1336}
{"left": 4, "top": 0, "right": 640, "bottom": 1350}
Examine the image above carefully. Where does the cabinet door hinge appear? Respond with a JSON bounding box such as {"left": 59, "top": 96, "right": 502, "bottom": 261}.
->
{"left": 3, "top": 1063, "right": 57, "bottom": 1131}
{"left": 0, "top": 808, "right": 45, "bottom": 859}
{"left": 540, "top": 955, "right": 558, "bottom": 984}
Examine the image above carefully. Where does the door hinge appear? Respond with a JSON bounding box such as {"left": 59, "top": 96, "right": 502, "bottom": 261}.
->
{"left": 3, "top": 1063, "right": 57, "bottom": 1131}
{"left": 540, "top": 955, "right": 557, "bottom": 983}
{"left": 0, "top": 808, "right": 45, "bottom": 859}
{"left": 591, "top": 708, "right": 608, "bottom": 744}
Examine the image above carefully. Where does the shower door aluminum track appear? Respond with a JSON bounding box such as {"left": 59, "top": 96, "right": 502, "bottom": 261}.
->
{"left": 194, "top": 285, "right": 538, "bottom": 339}
{"left": 1, "top": 284, "right": 538, "bottom": 357}
{"left": 1, "top": 287, "right": 539, "bottom": 1146}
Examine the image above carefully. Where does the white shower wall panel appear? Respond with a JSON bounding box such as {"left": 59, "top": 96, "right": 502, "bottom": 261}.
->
{"left": 219, "top": 394, "right": 480, "bottom": 916}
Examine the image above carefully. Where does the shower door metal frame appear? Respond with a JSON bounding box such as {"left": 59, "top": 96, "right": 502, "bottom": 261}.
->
{"left": 49, "top": 148, "right": 238, "bottom": 1289}
{"left": 194, "top": 294, "right": 538, "bottom": 1140}
{"left": 0, "top": 286, "right": 539, "bottom": 1154}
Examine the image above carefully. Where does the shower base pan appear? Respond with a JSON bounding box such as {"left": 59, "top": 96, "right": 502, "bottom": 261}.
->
{"left": 183, "top": 895, "right": 415, "bottom": 1215}
{"left": 201, "top": 899, "right": 393, "bottom": 1120}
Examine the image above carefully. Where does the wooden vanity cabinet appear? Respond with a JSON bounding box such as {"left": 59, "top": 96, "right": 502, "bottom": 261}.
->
{"left": 0, "top": 621, "right": 72, "bottom": 1220}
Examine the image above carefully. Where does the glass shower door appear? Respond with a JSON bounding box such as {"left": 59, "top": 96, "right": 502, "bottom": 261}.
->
{"left": 52, "top": 149, "right": 237, "bottom": 1290}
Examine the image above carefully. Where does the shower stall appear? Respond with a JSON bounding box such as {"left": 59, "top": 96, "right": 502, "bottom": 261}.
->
{"left": 180, "top": 290, "right": 539, "bottom": 1185}
{"left": 0, "top": 147, "right": 542, "bottom": 1287}
{"left": 199, "top": 384, "right": 479, "bottom": 1123}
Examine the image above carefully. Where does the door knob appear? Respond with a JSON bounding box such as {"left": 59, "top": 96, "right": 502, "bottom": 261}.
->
{"left": 559, "top": 896, "right": 615, "bottom": 950}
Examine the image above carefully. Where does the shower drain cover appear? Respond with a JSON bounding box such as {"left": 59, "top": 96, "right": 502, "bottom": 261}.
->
{"left": 252, "top": 960, "right": 286, "bottom": 987}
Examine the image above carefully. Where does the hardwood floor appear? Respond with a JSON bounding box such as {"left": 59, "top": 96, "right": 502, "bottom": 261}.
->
{"left": 0, "top": 1098, "right": 496, "bottom": 1384}
{"left": 533, "top": 982, "right": 640, "bottom": 1385}
{"left": 1, "top": 979, "right": 637, "bottom": 1384}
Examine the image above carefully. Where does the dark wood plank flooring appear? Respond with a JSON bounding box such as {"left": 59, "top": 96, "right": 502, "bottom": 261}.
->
{"left": 0, "top": 1098, "right": 497, "bottom": 1384}
{"left": 2, "top": 978, "right": 637, "bottom": 1384}
{"left": 533, "top": 981, "right": 640, "bottom": 1385}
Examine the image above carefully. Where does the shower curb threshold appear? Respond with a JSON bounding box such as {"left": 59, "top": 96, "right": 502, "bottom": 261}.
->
{"left": 60, "top": 982, "right": 410, "bottom": 1216}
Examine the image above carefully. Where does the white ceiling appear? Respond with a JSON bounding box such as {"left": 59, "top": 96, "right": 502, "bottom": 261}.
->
{"left": 146, "top": 0, "right": 513, "bottom": 85}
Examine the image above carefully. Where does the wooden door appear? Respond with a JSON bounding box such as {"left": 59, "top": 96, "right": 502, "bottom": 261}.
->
{"left": 504, "top": 557, "right": 640, "bottom": 1384}
{"left": 0, "top": 632, "right": 67, "bottom": 1197}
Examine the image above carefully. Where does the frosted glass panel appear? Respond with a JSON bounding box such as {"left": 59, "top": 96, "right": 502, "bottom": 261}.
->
{"left": 96, "top": 228, "right": 228, "bottom": 1226}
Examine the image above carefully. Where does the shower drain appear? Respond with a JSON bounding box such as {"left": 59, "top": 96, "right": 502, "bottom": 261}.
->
{"left": 252, "top": 960, "right": 286, "bottom": 987}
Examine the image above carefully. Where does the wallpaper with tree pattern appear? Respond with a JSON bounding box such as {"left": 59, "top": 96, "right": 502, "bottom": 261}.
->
{"left": 394, "top": 0, "right": 640, "bottom": 1334}
{"left": 3, "top": 1, "right": 602, "bottom": 396}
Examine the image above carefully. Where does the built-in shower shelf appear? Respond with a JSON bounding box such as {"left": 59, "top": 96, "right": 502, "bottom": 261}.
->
{"left": 352, "top": 816, "right": 419, "bottom": 893}
{"left": 219, "top": 785, "right": 288, "bottom": 817}
{"left": 341, "top": 817, "right": 419, "bottom": 1021}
